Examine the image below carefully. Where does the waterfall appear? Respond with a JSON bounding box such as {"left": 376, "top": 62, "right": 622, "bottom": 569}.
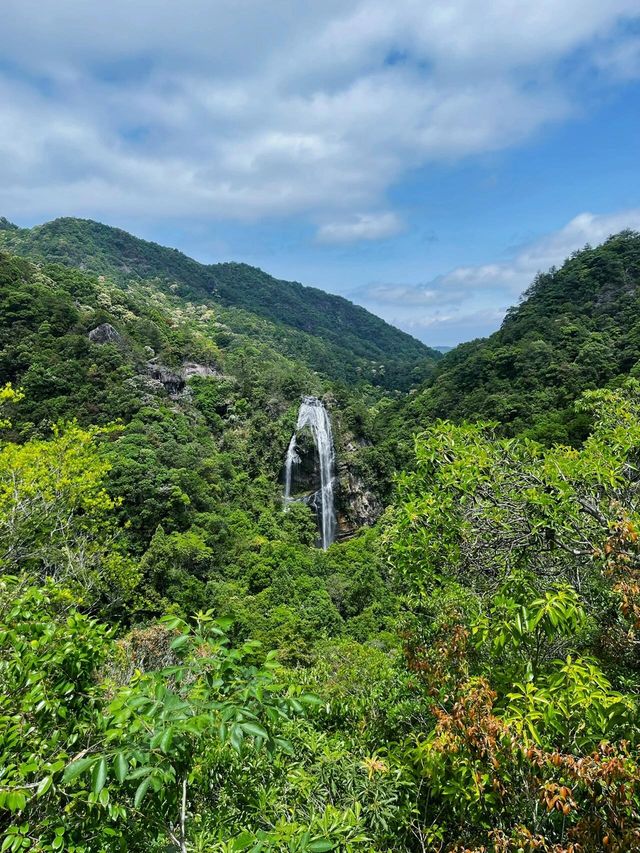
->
{"left": 284, "top": 434, "right": 299, "bottom": 502}
{"left": 283, "top": 396, "right": 337, "bottom": 550}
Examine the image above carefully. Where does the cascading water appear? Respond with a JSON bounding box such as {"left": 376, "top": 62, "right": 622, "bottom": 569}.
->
{"left": 283, "top": 396, "right": 337, "bottom": 550}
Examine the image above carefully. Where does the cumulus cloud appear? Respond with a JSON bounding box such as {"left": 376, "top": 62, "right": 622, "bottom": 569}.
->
{"left": 316, "top": 212, "right": 402, "bottom": 243}
{"left": 355, "top": 209, "right": 640, "bottom": 342}
{"left": 438, "top": 209, "right": 640, "bottom": 295}
{"left": 0, "top": 0, "right": 638, "bottom": 238}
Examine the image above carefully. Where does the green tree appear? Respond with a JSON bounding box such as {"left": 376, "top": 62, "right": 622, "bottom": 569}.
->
{"left": 0, "top": 421, "right": 138, "bottom": 608}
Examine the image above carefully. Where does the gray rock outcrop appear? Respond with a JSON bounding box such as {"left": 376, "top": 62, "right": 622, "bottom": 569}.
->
{"left": 180, "top": 362, "right": 219, "bottom": 380}
{"left": 146, "top": 363, "right": 185, "bottom": 396}
{"left": 88, "top": 323, "right": 123, "bottom": 345}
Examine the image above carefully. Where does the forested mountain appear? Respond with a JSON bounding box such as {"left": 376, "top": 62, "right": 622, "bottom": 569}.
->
{"left": 399, "top": 230, "right": 640, "bottom": 443}
{"left": 1, "top": 230, "right": 640, "bottom": 852}
{"left": 0, "top": 217, "right": 439, "bottom": 390}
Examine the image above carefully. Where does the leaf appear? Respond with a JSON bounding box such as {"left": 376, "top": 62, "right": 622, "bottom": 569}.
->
{"left": 232, "top": 832, "right": 256, "bottom": 851}
{"left": 307, "top": 842, "right": 334, "bottom": 852}
{"left": 160, "top": 729, "right": 174, "bottom": 753}
{"left": 134, "top": 776, "right": 152, "bottom": 809}
{"left": 128, "top": 696, "right": 152, "bottom": 710}
{"left": 274, "top": 737, "right": 294, "bottom": 755}
{"left": 92, "top": 757, "right": 107, "bottom": 795}
{"left": 127, "top": 766, "right": 154, "bottom": 780}
{"left": 36, "top": 776, "right": 52, "bottom": 798}
{"left": 299, "top": 694, "right": 323, "bottom": 706}
{"left": 240, "top": 722, "right": 268, "bottom": 740}
{"left": 114, "top": 752, "right": 128, "bottom": 783}
{"left": 150, "top": 731, "right": 164, "bottom": 749}
{"left": 63, "top": 756, "right": 94, "bottom": 784}
{"left": 170, "top": 634, "right": 190, "bottom": 652}
{"left": 161, "top": 616, "right": 187, "bottom": 632}
{"left": 230, "top": 725, "right": 244, "bottom": 753}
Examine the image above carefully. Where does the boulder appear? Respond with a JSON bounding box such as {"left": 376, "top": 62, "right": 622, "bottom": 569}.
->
{"left": 88, "top": 323, "right": 123, "bottom": 345}
{"left": 180, "top": 362, "right": 219, "bottom": 380}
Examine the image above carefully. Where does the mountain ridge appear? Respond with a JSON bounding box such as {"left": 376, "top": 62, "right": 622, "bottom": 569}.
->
{"left": 0, "top": 216, "right": 440, "bottom": 390}
{"left": 400, "top": 229, "right": 640, "bottom": 442}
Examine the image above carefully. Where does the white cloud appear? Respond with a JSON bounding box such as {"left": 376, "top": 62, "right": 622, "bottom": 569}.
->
{"left": 316, "top": 212, "right": 402, "bottom": 243}
{"left": 0, "top": 1, "right": 638, "bottom": 237}
{"left": 595, "top": 35, "right": 640, "bottom": 80}
{"left": 355, "top": 209, "right": 640, "bottom": 343}
{"left": 440, "top": 209, "right": 640, "bottom": 295}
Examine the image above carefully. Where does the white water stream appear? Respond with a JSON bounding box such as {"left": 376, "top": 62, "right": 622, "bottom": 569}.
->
{"left": 283, "top": 396, "right": 336, "bottom": 550}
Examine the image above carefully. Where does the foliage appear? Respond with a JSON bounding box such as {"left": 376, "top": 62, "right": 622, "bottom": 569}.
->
{"left": 0, "top": 420, "right": 138, "bottom": 609}
{"left": 396, "top": 231, "right": 640, "bottom": 443}
{"left": 0, "top": 218, "right": 439, "bottom": 390}
{"left": 386, "top": 383, "right": 640, "bottom": 850}
{"left": 0, "top": 582, "right": 357, "bottom": 852}
{"left": 4, "top": 223, "right": 640, "bottom": 850}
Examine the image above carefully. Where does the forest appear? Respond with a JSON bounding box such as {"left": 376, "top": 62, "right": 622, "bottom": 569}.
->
{"left": 1, "top": 221, "right": 639, "bottom": 852}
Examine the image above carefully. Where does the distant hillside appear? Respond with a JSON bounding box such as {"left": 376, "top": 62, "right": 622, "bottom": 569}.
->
{"left": 399, "top": 230, "right": 640, "bottom": 443}
{"left": 0, "top": 217, "right": 439, "bottom": 390}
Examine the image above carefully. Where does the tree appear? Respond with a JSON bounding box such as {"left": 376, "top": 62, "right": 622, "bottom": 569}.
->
{"left": 0, "top": 420, "right": 138, "bottom": 609}
{"left": 0, "top": 589, "right": 332, "bottom": 852}
{"left": 386, "top": 384, "right": 640, "bottom": 850}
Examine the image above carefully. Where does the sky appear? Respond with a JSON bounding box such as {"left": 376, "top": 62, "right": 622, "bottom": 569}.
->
{"left": 1, "top": 2, "right": 640, "bottom": 345}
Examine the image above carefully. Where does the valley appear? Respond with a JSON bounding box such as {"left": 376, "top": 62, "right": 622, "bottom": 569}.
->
{"left": 1, "top": 223, "right": 640, "bottom": 851}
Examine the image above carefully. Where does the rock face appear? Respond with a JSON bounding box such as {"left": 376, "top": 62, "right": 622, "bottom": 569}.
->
{"left": 146, "top": 363, "right": 185, "bottom": 396}
{"left": 180, "top": 362, "right": 219, "bottom": 380}
{"left": 331, "top": 421, "right": 383, "bottom": 538}
{"left": 336, "top": 465, "right": 382, "bottom": 538}
{"left": 125, "top": 375, "right": 166, "bottom": 405}
{"left": 88, "top": 323, "right": 123, "bottom": 345}
{"left": 144, "top": 361, "right": 219, "bottom": 398}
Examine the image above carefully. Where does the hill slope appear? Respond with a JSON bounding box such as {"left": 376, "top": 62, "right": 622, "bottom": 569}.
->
{"left": 0, "top": 216, "right": 439, "bottom": 390}
{"left": 399, "top": 230, "right": 640, "bottom": 442}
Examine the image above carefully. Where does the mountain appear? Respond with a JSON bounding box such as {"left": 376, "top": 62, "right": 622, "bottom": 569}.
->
{"left": 398, "top": 230, "right": 640, "bottom": 443}
{"left": 0, "top": 217, "right": 440, "bottom": 390}
{"left": 3, "top": 225, "right": 640, "bottom": 852}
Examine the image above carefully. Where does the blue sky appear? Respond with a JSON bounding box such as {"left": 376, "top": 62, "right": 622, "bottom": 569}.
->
{"left": 1, "top": 2, "right": 640, "bottom": 345}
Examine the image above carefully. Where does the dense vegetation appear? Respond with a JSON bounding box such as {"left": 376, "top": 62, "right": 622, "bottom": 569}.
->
{"left": 0, "top": 217, "right": 440, "bottom": 391}
{"left": 398, "top": 231, "right": 640, "bottom": 444}
{"left": 1, "top": 231, "right": 640, "bottom": 851}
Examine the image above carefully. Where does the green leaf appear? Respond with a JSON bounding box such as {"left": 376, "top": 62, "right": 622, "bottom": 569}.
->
{"left": 307, "top": 842, "right": 334, "bottom": 852}
{"left": 230, "top": 725, "right": 244, "bottom": 753}
{"left": 299, "top": 694, "right": 323, "bottom": 706}
{"left": 232, "top": 832, "right": 255, "bottom": 851}
{"left": 36, "top": 776, "right": 52, "bottom": 798}
{"left": 160, "top": 729, "right": 174, "bottom": 753}
{"left": 134, "top": 776, "right": 152, "bottom": 809}
{"left": 127, "top": 766, "right": 153, "bottom": 780}
{"left": 162, "top": 615, "right": 188, "bottom": 633}
{"left": 170, "top": 634, "right": 190, "bottom": 652}
{"left": 92, "top": 757, "right": 107, "bottom": 795}
{"left": 128, "top": 696, "right": 152, "bottom": 710}
{"left": 274, "top": 737, "right": 294, "bottom": 755}
{"left": 114, "top": 752, "right": 128, "bottom": 783}
{"left": 62, "top": 757, "right": 94, "bottom": 784}
{"left": 240, "top": 722, "right": 268, "bottom": 740}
